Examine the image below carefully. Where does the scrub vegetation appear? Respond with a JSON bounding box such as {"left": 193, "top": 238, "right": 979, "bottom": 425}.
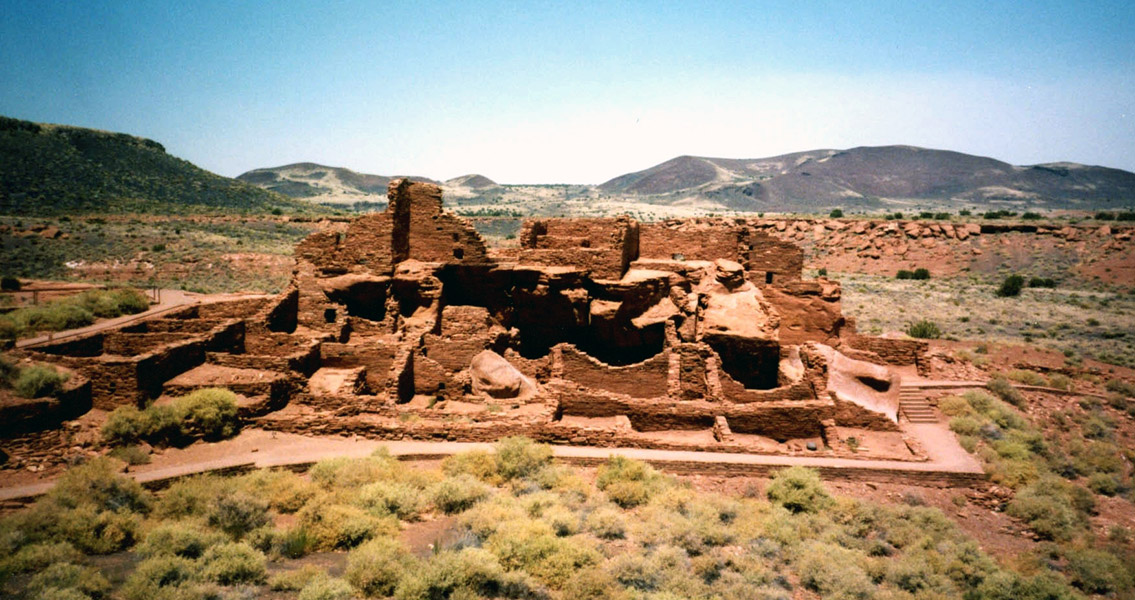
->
{"left": 3, "top": 436, "right": 1126, "bottom": 599}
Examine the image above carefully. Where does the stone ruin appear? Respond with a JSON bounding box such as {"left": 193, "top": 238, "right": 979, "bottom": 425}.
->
{"left": 6, "top": 180, "right": 934, "bottom": 458}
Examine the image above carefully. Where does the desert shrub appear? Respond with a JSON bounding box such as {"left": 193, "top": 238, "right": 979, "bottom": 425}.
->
{"left": 199, "top": 541, "right": 267, "bottom": 585}
{"left": 431, "top": 474, "right": 491, "bottom": 514}
{"left": 14, "top": 364, "right": 69, "bottom": 398}
{"left": 1105, "top": 378, "right": 1135, "bottom": 397}
{"left": 206, "top": 492, "right": 269, "bottom": 539}
{"left": 540, "top": 504, "right": 579, "bottom": 536}
{"left": 1095, "top": 211, "right": 1116, "bottom": 220}
{"left": 996, "top": 274, "right": 1025, "bottom": 297}
{"left": 298, "top": 497, "right": 396, "bottom": 550}
{"left": 1027, "top": 277, "right": 1056, "bottom": 288}
{"left": 896, "top": 269, "right": 913, "bottom": 279}
{"left": 441, "top": 449, "right": 500, "bottom": 483}
{"left": 1069, "top": 440, "right": 1124, "bottom": 476}
{"left": 108, "top": 444, "right": 151, "bottom": 465}
{"left": 1061, "top": 546, "right": 1129, "bottom": 594}
{"left": 26, "top": 562, "right": 111, "bottom": 599}
{"left": 48, "top": 457, "right": 152, "bottom": 513}
{"left": 137, "top": 521, "right": 225, "bottom": 559}
{"left": 938, "top": 395, "right": 973, "bottom": 417}
{"left": 248, "top": 524, "right": 310, "bottom": 559}
{"left": 495, "top": 436, "right": 553, "bottom": 481}
{"left": 1007, "top": 478, "right": 1088, "bottom": 540}
{"left": 3, "top": 541, "right": 82, "bottom": 574}
{"left": 56, "top": 505, "right": 143, "bottom": 554}
{"left": 596, "top": 455, "right": 668, "bottom": 508}
{"left": 120, "top": 554, "right": 203, "bottom": 600}
{"left": 346, "top": 536, "right": 416, "bottom": 597}
{"left": 102, "top": 388, "right": 239, "bottom": 447}
{"left": 487, "top": 519, "right": 601, "bottom": 588}
{"left": 269, "top": 565, "right": 328, "bottom": 591}
{"left": 766, "top": 466, "right": 831, "bottom": 513}
{"left": 912, "top": 267, "right": 930, "bottom": 280}
{"left": 299, "top": 576, "right": 356, "bottom": 600}
{"left": 1006, "top": 369, "right": 1046, "bottom": 387}
{"left": 0, "top": 276, "right": 19, "bottom": 291}
{"left": 460, "top": 495, "right": 528, "bottom": 540}
{"left": 1087, "top": 472, "right": 1121, "bottom": 496}
{"left": 235, "top": 468, "right": 317, "bottom": 513}
{"left": 562, "top": 569, "right": 627, "bottom": 600}
{"left": 986, "top": 376, "right": 1024, "bottom": 408}
{"left": 358, "top": 480, "right": 425, "bottom": 520}
{"left": 793, "top": 540, "right": 874, "bottom": 599}
{"left": 1046, "top": 373, "right": 1071, "bottom": 391}
{"left": 154, "top": 474, "right": 226, "bottom": 519}
{"left": 17, "top": 303, "right": 94, "bottom": 332}
{"left": 829, "top": 209, "right": 844, "bottom": 218}
{"left": 905, "top": 319, "right": 941, "bottom": 339}
{"left": 609, "top": 552, "right": 662, "bottom": 592}
{"left": 393, "top": 547, "right": 538, "bottom": 600}
{"left": 175, "top": 388, "right": 239, "bottom": 440}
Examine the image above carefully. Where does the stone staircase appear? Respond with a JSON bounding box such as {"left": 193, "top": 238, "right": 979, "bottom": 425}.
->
{"left": 899, "top": 386, "right": 938, "bottom": 423}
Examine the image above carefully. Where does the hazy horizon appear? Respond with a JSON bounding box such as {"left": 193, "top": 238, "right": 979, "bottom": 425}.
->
{"left": 2, "top": 1, "right": 1133, "bottom": 184}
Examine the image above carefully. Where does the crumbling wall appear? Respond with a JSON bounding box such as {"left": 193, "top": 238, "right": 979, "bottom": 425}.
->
{"left": 762, "top": 279, "right": 844, "bottom": 345}
{"left": 518, "top": 217, "right": 639, "bottom": 279}
{"left": 743, "top": 230, "right": 804, "bottom": 283}
{"left": 639, "top": 220, "right": 745, "bottom": 262}
{"left": 558, "top": 344, "right": 669, "bottom": 398}
{"left": 845, "top": 334, "right": 928, "bottom": 367}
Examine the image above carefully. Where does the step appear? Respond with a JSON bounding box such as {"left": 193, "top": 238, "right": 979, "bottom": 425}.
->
{"left": 164, "top": 365, "right": 291, "bottom": 402}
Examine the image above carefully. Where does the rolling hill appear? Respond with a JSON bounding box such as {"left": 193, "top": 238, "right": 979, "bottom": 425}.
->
{"left": 599, "top": 146, "right": 1135, "bottom": 211}
{"left": 0, "top": 116, "right": 309, "bottom": 215}
{"left": 237, "top": 163, "right": 443, "bottom": 205}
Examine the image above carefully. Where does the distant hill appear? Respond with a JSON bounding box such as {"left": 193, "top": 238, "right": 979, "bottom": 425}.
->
{"left": 0, "top": 116, "right": 309, "bottom": 215}
{"left": 445, "top": 174, "right": 498, "bottom": 189}
{"left": 599, "top": 146, "right": 1135, "bottom": 211}
{"left": 237, "top": 163, "right": 439, "bottom": 203}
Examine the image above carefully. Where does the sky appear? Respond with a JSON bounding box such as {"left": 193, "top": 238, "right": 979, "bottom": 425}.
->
{"left": 1, "top": 1, "right": 1133, "bottom": 184}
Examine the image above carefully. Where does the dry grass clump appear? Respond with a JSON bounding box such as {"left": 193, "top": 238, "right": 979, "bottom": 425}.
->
{"left": 102, "top": 388, "right": 240, "bottom": 446}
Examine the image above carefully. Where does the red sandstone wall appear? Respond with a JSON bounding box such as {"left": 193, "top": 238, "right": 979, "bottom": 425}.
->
{"left": 558, "top": 345, "right": 669, "bottom": 398}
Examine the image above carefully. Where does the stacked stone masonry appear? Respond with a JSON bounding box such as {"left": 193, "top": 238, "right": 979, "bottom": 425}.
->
{"left": 7, "top": 180, "right": 940, "bottom": 459}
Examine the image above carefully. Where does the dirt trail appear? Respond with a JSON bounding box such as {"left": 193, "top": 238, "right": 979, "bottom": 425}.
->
{"left": 0, "top": 427, "right": 985, "bottom": 502}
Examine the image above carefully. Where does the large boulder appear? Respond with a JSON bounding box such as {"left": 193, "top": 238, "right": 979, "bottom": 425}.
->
{"left": 470, "top": 350, "right": 537, "bottom": 400}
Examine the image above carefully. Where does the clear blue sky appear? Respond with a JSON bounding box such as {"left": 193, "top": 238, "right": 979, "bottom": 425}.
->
{"left": 2, "top": 1, "right": 1133, "bottom": 183}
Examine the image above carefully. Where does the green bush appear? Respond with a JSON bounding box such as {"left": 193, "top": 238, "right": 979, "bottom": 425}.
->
{"left": 912, "top": 267, "right": 930, "bottom": 280}
{"left": 299, "top": 576, "right": 356, "bottom": 600}
{"left": 1027, "top": 277, "right": 1056, "bottom": 288}
{"left": 175, "top": 388, "right": 239, "bottom": 440}
{"left": 137, "top": 521, "right": 225, "bottom": 559}
{"left": 0, "top": 276, "right": 19, "bottom": 291}
{"left": 269, "top": 565, "right": 328, "bottom": 591}
{"left": 26, "top": 562, "right": 111, "bottom": 600}
{"left": 393, "top": 547, "right": 542, "bottom": 600}
{"left": 48, "top": 457, "right": 152, "bottom": 513}
{"left": 987, "top": 376, "right": 1024, "bottom": 408}
{"left": 829, "top": 208, "right": 844, "bottom": 218}
{"left": 154, "top": 474, "right": 225, "bottom": 519}
{"left": 1007, "top": 478, "right": 1088, "bottom": 540}
{"left": 1087, "top": 472, "right": 1120, "bottom": 496}
{"left": 494, "top": 436, "right": 553, "bottom": 481}
{"left": 905, "top": 319, "right": 941, "bottom": 339}
{"left": 431, "top": 474, "right": 491, "bottom": 514}
{"left": 896, "top": 269, "right": 913, "bottom": 280}
{"left": 248, "top": 524, "right": 310, "bottom": 559}
{"left": 56, "top": 505, "right": 143, "bottom": 554}
{"left": 120, "top": 554, "right": 203, "bottom": 600}
{"left": 298, "top": 497, "right": 396, "bottom": 550}
{"left": 794, "top": 540, "right": 874, "bottom": 599}
{"left": 358, "top": 480, "right": 425, "bottom": 520}
{"left": 199, "top": 541, "right": 267, "bottom": 585}
{"left": 13, "top": 364, "right": 69, "bottom": 398}
{"left": 1061, "top": 546, "right": 1128, "bottom": 594}
{"left": 3, "top": 541, "right": 82, "bottom": 575}
{"left": 101, "top": 388, "right": 240, "bottom": 446}
{"left": 108, "top": 444, "right": 151, "bottom": 465}
{"left": 207, "top": 492, "right": 269, "bottom": 539}
{"left": 1005, "top": 369, "right": 1046, "bottom": 386}
{"left": 996, "top": 274, "right": 1025, "bottom": 297}
{"left": 346, "top": 536, "right": 415, "bottom": 597}
{"left": 596, "top": 456, "right": 667, "bottom": 508}
{"left": 1105, "top": 378, "right": 1135, "bottom": 397}
{"left": 766, "top": 466, "right": 831, "bottom": 513}
{"left": 441, "top": 449, "right": 500, "bottom": 483}
{"left": 235, "top": 468, "right": 317, "bottom": 513}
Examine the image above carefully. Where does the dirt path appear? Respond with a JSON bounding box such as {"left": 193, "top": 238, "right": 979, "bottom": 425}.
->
{"left": 0, "top": 427, "right": 985, "bottom": 502}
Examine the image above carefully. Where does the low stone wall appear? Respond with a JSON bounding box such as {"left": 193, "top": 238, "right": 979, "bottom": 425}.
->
{"left": 845, "top": 334, "right": 927, "bottom": 367}
{"left": 558, "top": 345, "right": 670, "bottom": 399}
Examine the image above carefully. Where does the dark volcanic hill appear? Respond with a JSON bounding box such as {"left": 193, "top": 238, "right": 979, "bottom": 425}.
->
{"left": 237, "top": 163, "right": 439, "bottom": 199}
{"left": 0, "top": 116, "right": 307, "bottom": 215}
{"left": 445, "top": 174, "right": 498, "bottom": 189}
{"left": 600, "top": 146, "right": 1135, "bottom": 210}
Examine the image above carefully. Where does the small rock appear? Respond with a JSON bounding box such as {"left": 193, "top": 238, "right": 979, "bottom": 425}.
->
{"left": 806, "top": 441, "right": 818, "bottom": 451}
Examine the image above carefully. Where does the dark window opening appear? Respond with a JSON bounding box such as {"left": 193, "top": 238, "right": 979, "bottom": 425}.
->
{"left": 765, "top": 272, "right": 774, "bottom": 284}
{"left": 453, "top": 247, "right": 465, "bottom": 259}
{"left": 323, "top": 308, "right": 337, "bottom": 323}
